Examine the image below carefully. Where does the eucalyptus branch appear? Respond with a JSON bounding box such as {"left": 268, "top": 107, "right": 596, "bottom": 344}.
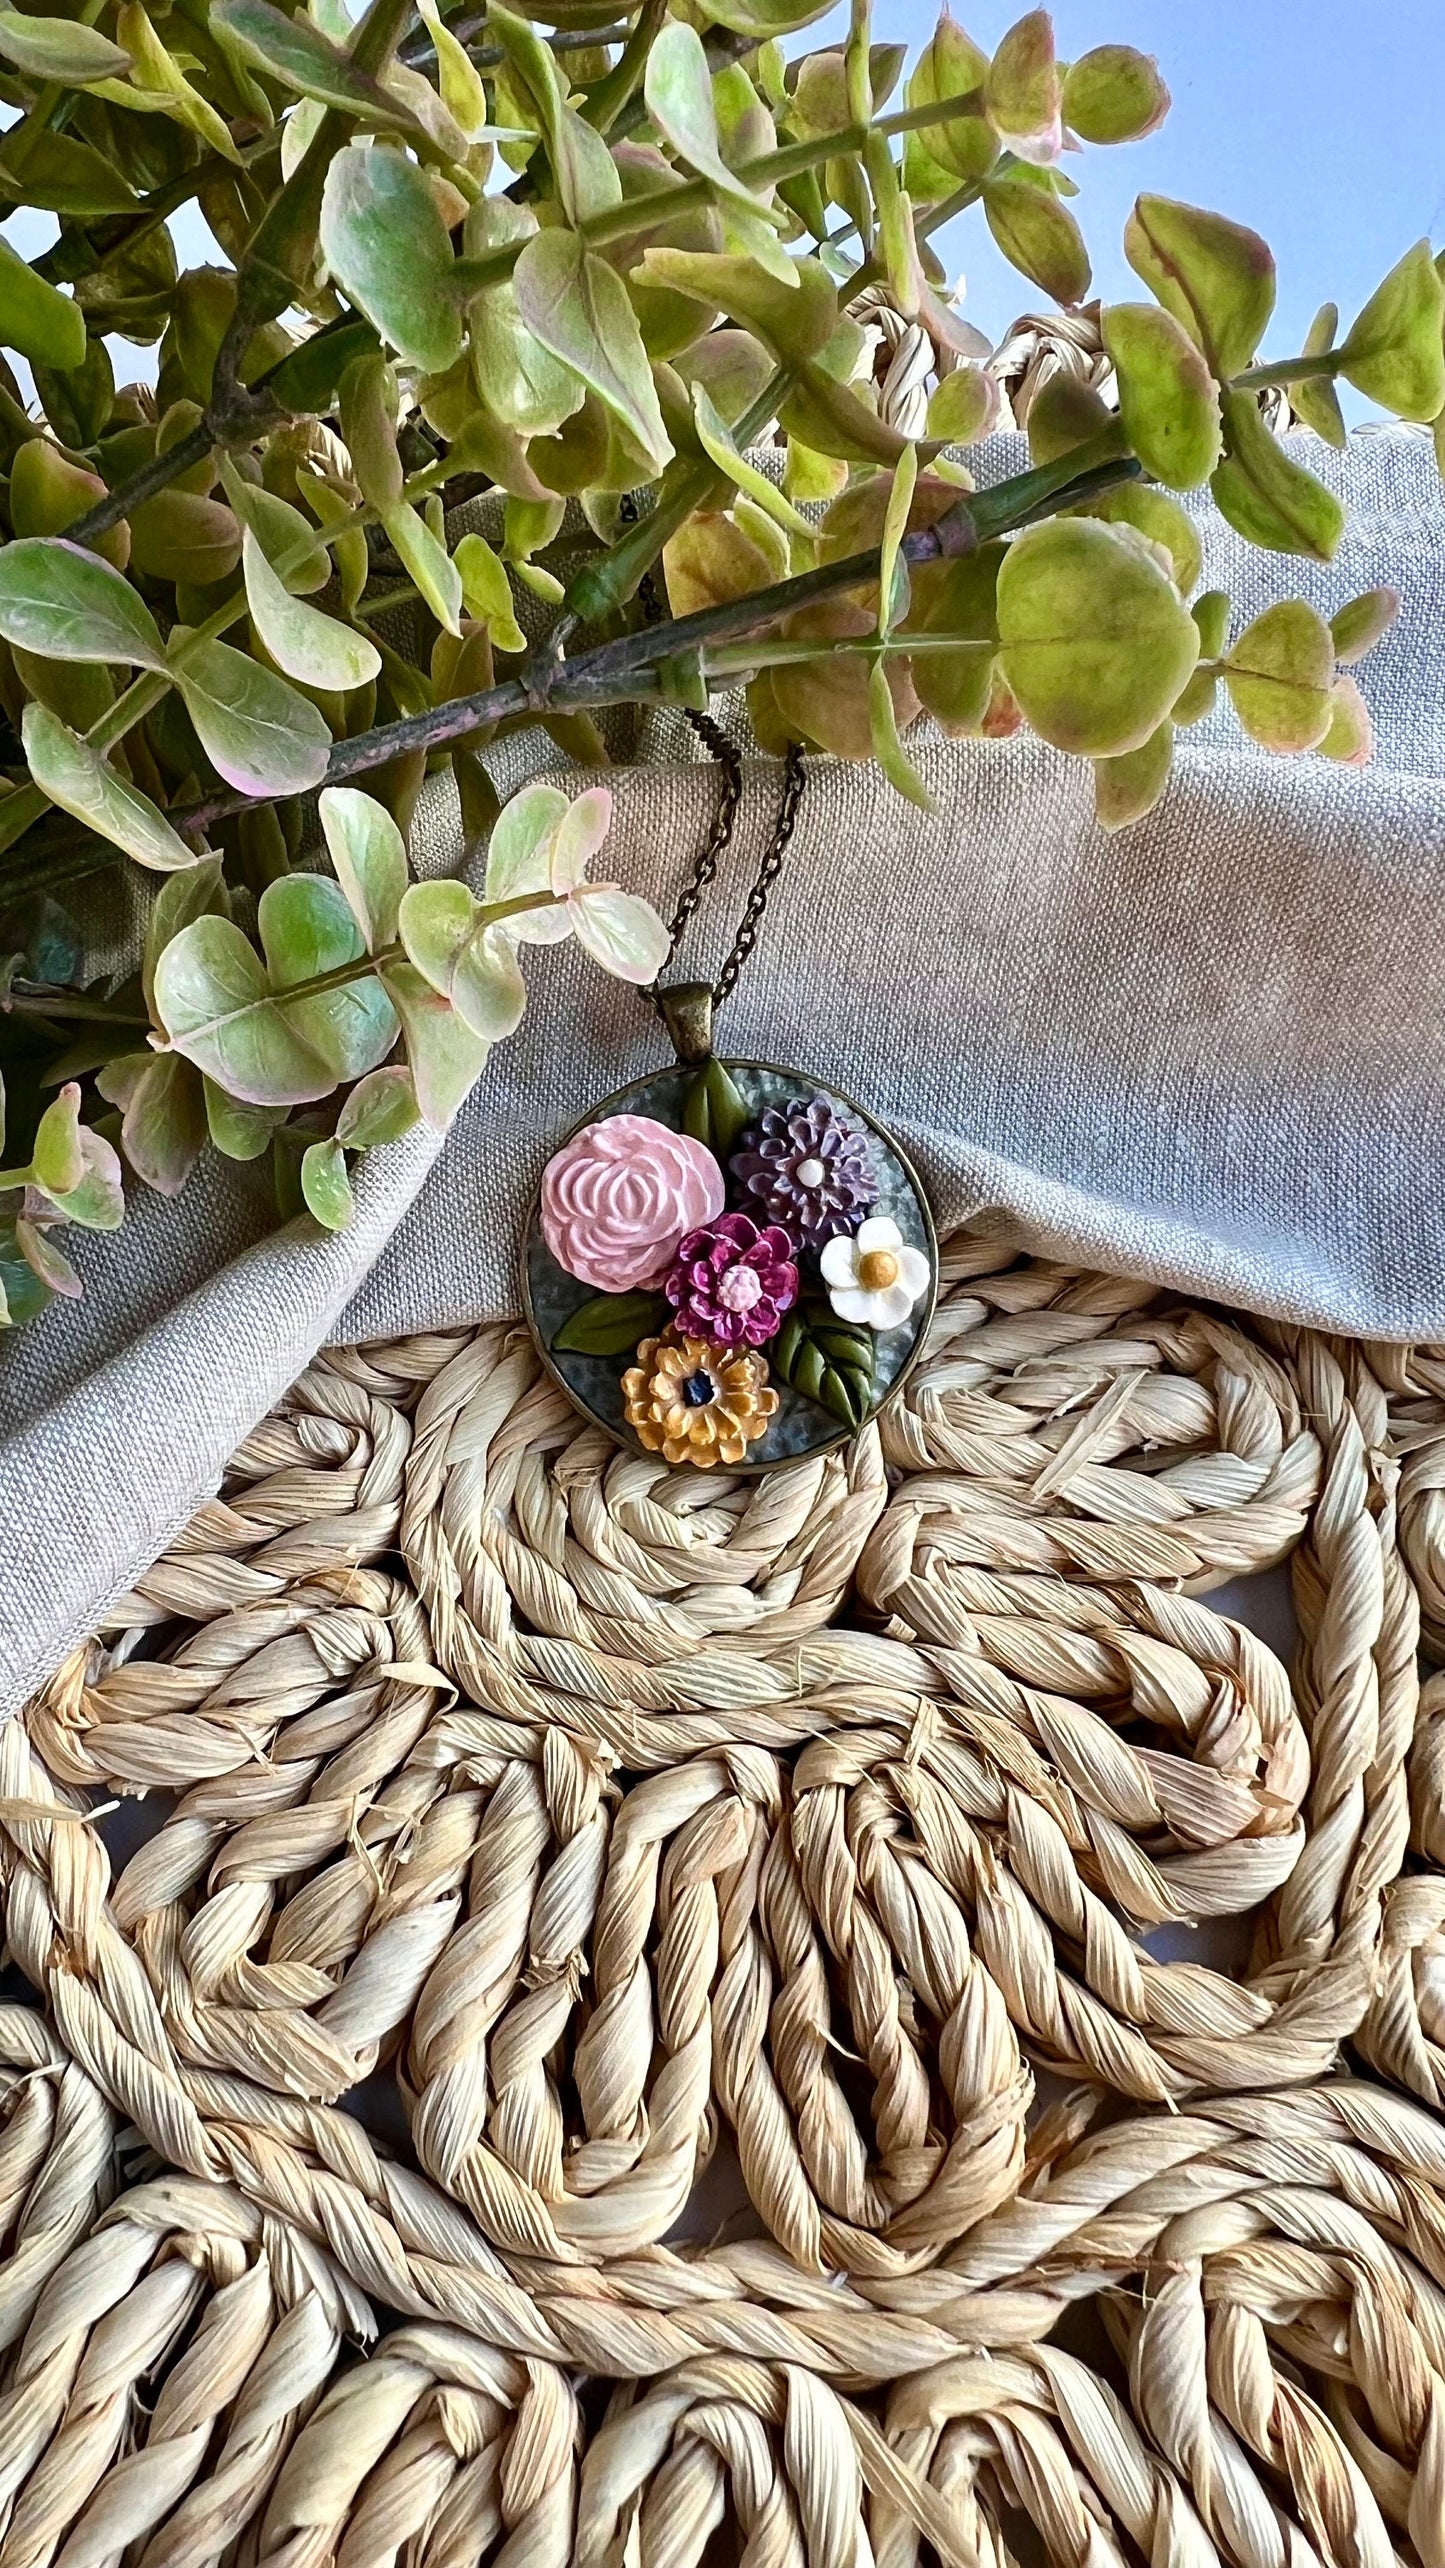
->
{"left": 1230, "top": 349, "right": 1351, "bottom": 390}
{"left": 176, "top": 441, "right": 1141, "bottom": 833}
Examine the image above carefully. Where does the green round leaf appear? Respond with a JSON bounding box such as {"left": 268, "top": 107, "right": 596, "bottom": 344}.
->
{"left": 1062, "top": 46, "right": 1169, "bottom": 145}
{"left": 336, "top": 1065, "right": 420, "bottom": 1149}
{"left": 1124, "top": 195, "right": 1275, "bottom": 379}
{"left": 1080, "top": 486, "right": 1203, "bottom": 599}
{"left": 985, "top": 9, "right": 1062, "bottom": 165}
{"left": 1211, "top": 390, "right": 1344, "bottom": 562}
{"left": 925, "top": 366, "right": 1000, "bottom": 447}
{"left": 1317, "top": 673, "right": 1374, "bottom": 767}
{"left": 378, "top": 957, "right": 490, "bottom": 1131}
{"left": 398, "top": 880, "right": 529, "bottom": 1042}
{"left": 1101, "top": 303, "right": 1222, "bottom": 491}
{"left": 0, "top": 238, "right": 87, "bottom": 372}
{"left": 242, "top": 528, "right": 381, "bottom": 694}
{"left": 1093, "top": 719, "right": 1174, "bottom": 831}
{"left": 0, "top": 10, "right": 131, "bottom": 81}
{"left": 983, "top": 174, "right": 1090, "bottom": 307}
{"left": 514, "top": 230, "right": 673, "bottom": 478}
{"left": 0, "top": 538, "right": 166, "bottom": 670}
{"left": 1340, "top": 241, "right": 1445, "bottom": 425}
{"left": 1330, "top": 589, "right": 1399, "bottom": 666}
{"left": 301, "top": 1137, "right": 355, "bottom": 1231}
{"left": 996, "top": 516, "right": 1201, "bottom": 757}
{"left": 320, "top": 143, "right": 463, "bottom": 377}
{"left": 319, "top": 787, "right": 408, "bottom": 956}
{"left": 22, "top": 704, "right": 200, "bottom": 873}
{"left": 170, "top": 634, "right": 332, "bottom": 798}
{"left": 1222, "top": 599, "right": 1335, "bottom": 753}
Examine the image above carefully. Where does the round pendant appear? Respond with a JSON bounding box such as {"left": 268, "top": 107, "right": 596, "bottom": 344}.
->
{"left": 521, "top": 1056, "right": 938, "bottom": 1474}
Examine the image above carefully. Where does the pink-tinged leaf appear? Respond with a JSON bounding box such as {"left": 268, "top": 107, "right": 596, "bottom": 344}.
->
{"left": 570, "top": 887, "right": 672, "bottom": 982}
{"left": 1330, "top": 588, "right": 1399, "bottom": 665}
{"left": 549, "top": 787, "right": 614, "bottom": 894}
{"left": 397, "top": 880, "right": 529, "bottom": 1040}
{"left": 319, "top": 786, "right": 408, "bottom": 954}
{"left": 170, "top": 634, "right": 332, "bottom": 798}
{"left": 16, "top": 1218, "right": 82, "bottom": 1298}
{"left": 120, "top": 1053, "right": 207, "bottom": 1198}
{"left": 23, "top": 704, "right": 200, "bottom": 873}
{"left": 1317, "top": 673, "right": 1374, "bottom": 767}
{"left": 30, "top": 1083, "right": 84, "bottom": 1197}
{"left": 55, "top": 1127, "right": 125, "bottom": 1231}
{"left": 336, "top": 1065, "right": 419, "bottom": 1149}
{"left": 985, "top": 10, "right": 1062, "bottom": 165}
{"left": 379, "top": 958, "right": 490, "bottom": 1130}
{"left": 301, "top": 1136, "right": 354, "bottom": 1231}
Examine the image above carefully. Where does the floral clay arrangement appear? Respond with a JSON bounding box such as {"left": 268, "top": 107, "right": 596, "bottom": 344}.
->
{"left": 528, "top": 1052, "right": 936, "bottom": 1468}
{"left": 0, "top": 0, "right": 1434, "bottom": 1349}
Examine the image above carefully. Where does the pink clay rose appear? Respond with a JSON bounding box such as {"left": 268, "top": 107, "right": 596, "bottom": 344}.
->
{"left": 541, "top": 1114, "right": 725, "bottom": 1292}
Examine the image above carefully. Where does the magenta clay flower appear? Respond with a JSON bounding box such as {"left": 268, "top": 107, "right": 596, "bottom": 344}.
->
{"left": 664, "top": 1212, "right": 799, "bottom": 1349}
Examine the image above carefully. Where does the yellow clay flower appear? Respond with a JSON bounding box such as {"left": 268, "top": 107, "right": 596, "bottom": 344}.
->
{"left": 622, "top": 1332, "right": 778, "bottom": 1468}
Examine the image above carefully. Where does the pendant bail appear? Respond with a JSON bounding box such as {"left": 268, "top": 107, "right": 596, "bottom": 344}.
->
{"left": 658, "top": 979, "right": 715, "bottom": 1064}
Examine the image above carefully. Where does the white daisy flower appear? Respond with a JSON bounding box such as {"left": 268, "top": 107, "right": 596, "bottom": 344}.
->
{"left": 819, "top": 1216, "right": 930, "bottom": 1331}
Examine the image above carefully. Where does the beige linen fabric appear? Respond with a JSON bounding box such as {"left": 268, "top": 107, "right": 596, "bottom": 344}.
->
{"left": 2, "top": 425, "right": 1443, "bottom": 1710}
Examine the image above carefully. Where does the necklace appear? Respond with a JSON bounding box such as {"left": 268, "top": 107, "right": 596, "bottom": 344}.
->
{"left": 520, "top": 727, "right": 938, "bottom": 1475}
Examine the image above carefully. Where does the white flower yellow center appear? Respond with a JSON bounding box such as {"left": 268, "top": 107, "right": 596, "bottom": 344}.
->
{"left": 857, "top": 1248, "right": 900, "bottom": 1292}
{"left": 794, "top": 1156, "right": 826, "bottom": 1186}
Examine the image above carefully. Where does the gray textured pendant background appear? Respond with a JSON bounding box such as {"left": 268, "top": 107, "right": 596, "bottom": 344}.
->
{"left": 522, "top": 1059, "right": 937, "bottom": 1471}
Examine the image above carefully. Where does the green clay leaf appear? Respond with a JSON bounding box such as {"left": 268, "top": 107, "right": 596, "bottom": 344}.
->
{"left": 320, "top": 144, "right": 463, "bottom": 378}
{"left": 0, "top": 538, "right": 166, "bottom": 670}
{"left": 1124, "top": 194, "right": 1275, "bottom": 379}
{"left": 554, "top": 1289, "right": 670, "bottom": 1357}
{"left": 996, "top": 516, "right": 1200, "bottom": 757}
{"left": 682, "top": 1058, "right": 750, "bottom": 1160}
{"left": 301, "top": 1137, "right": 355, "bottom": 1231}
{"left": 22, "top": 705, "right": 200, "bottom": 873}
{"left": 771, "top": 1300, "right": 874, "bottom": 1430}
{"left": 1102, "top": 303, "right": 1222, "bottom": 490}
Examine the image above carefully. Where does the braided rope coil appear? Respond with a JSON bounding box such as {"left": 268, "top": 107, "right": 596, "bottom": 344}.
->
{"left": 0, "top": 2014, "right": 117, "bottom": 2368}
{"left": 0, "top": 2171, "right": 370, "bottom": 2568}
{"left": 933, "top": 2077, "right": 1445, "bottom": 2568}
{"left": 252, "top": 2322, "right": 579, "bottom": 2568}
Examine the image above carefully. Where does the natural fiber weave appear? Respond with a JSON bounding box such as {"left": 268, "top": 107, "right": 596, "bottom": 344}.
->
{"left": 401, "top": 1323, "right": 897, "bottom": 1759}
{"left": 573, "top": 2357, "right": 1011, "bottom": 2568}
{"left": 0, "top": 2012, "right": 117, "bottom": 2364}
{"left": 1355, "top": 1667, "right": 1445, "bottom": 2109}
{"left": 874, "top": 1231, "right": 1321, "bottom": 1587}
{"left": 0, "top": 2168, "right": 370, "bottom": 2568}
{"left": 1363, "top": 1336, "right": 1445, "bottom": 1654}
{"left": 250, "top": 2321, "right": 579, "bottom": 2568}
{"left": 875, "top": 2346, "right": 1218, "bottom": 2568}
{"left": 913, "top": 2076, "right": 1445, "bottom": 2568}
{"left": 25, "top": 1583, "right": 455, "bottom": 2105}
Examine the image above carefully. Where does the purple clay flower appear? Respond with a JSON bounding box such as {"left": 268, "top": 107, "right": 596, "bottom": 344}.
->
{"left": 730, "top": 1095, "right": 880, "bottom": 1248}
{"left": 665, "top": 1212, "right": 799, "bottom": 1349}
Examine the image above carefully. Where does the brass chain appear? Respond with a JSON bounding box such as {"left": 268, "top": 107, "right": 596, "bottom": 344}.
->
{"left": 613, "top": 496, "right": 810, "bottom": 1020}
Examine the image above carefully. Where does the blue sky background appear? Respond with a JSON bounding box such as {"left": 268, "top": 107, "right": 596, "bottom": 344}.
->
{"left": 4, "top": 3, "right": 1445, "bottom": 404}
{"left": 906, "top": 0, "right": 1445, "bottom": 371}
